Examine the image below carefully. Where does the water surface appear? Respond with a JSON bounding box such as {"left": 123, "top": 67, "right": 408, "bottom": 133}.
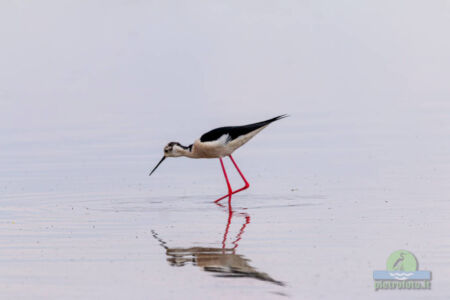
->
{"left": 1, "top": 1, "right": 450, "bottom": 299}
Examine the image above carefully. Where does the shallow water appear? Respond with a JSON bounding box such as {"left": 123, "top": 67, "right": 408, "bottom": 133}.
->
{"left": 2, "top": 1, "right": 450, "bottom": 299}
{"left": 1, "top": 105, "right": 450, "bottom": 299}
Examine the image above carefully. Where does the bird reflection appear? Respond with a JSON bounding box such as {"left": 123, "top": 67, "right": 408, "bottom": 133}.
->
{"left": 151, "top": 198, "right": 284, "bottom": 286}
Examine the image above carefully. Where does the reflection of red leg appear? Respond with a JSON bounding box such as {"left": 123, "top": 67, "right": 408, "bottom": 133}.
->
{"left": 232, "top": 214, "right": 251, "bottom": 249}
{"left": 215, "top": 155, "right": 250, "bottom": 203}
{"left": 217, "top": 201, "right": 251, "bottom": 250}
{"left": 222, "top": 205, "right": 233, "bottom": 249}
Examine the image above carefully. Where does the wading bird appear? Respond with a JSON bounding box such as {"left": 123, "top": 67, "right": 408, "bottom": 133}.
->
{"left": 149, "top": 115, "right": 287, "bottom": 202}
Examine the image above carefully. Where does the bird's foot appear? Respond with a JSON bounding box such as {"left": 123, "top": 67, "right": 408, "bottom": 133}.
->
{"left": 214, "top": 183, "right": 250, "bottom": 203}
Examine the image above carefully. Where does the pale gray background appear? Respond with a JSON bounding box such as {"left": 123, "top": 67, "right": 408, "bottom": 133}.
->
{"left": 1, "top": 1, "right": 449, "bottom": 299}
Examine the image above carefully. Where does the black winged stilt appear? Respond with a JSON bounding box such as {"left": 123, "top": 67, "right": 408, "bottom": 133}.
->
{"left": 149, "top": 114, "right": 287, "bottom": 202}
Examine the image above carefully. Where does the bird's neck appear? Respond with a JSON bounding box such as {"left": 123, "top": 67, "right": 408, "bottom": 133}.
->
{"left": 178, "top": 144, "right": 195, "bottom": 158}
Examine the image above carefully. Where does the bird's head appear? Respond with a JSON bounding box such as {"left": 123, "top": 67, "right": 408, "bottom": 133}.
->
{"left": 163, "top": 142, "right": 184, "bottom": 157}
{"left": 149, "top": 142, "right": 185, "bottom": 176}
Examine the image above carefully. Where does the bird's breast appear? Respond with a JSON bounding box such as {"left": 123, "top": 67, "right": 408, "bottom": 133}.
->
{"left": 192, "top": 139, "right": 232, "bottom": 158}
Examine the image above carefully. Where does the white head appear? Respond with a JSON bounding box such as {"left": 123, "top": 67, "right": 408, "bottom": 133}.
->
{"left": 149, "top": 141, "right": 190, "bottom": 176}
{"left": 163, "top": 142, "right": 185, "bottom": 157}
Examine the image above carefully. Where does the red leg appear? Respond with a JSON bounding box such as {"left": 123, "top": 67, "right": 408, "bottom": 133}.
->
{"left": 219, "top": 157, "right": 232, "bottom": 193}
{"left": 214, "top": 155, "right": 250, "bottom": 203}
{"left": 229, "top": 154, "right": 250, "bottom": 192}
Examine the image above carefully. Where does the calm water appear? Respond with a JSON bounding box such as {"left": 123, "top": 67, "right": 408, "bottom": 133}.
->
{"left": 1, "top": 1, "right": 450, "bottom": 299}
{"left": 1, "top": 107, "right": 450, "bottom": 299}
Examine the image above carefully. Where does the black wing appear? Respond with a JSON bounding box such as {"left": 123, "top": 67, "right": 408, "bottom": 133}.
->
{"left": 200, "top": 114, "right": 288, "bottom": 142}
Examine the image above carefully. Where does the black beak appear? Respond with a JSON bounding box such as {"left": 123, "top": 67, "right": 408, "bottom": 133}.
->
{"left": 149, "top": 156, "right": 166, "bottom": 176}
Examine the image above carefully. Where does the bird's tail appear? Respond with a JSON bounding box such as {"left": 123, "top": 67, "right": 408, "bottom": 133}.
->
{"left": 264, "top": 114, "right": 289, "bottom": 123}
{"left": 250, "top": 114, "right": 289, "bottom": 128}
{"left": 246, "top": 114, "right": 289, "bottom": 129}
{"left": 232, "top": 114, "right": 288, "bottom": 135}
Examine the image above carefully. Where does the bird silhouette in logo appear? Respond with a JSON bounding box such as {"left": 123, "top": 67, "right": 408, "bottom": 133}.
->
{"left": 392, "top": 252, "right": 406, "bottom": 271}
